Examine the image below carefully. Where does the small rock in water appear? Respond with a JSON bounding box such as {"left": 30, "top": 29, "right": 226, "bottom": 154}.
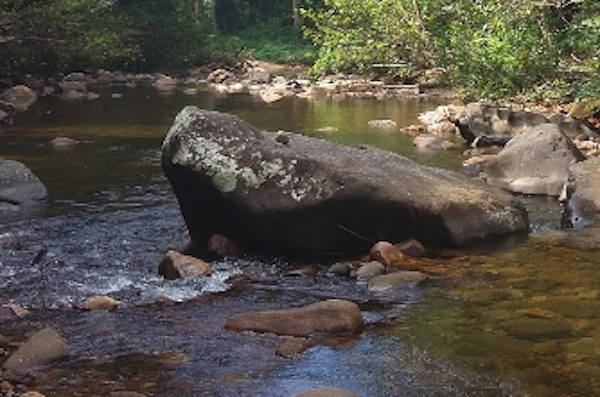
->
{"left": 2, "top": 328, "right": 69, "bottom": 370}
{"left": 51, "top": 137, "right": 78, "bottom": 148}
{"left": 294, "top": 388, "right": 360, "bottom": 397}
{"left": 183, "top": 88, "right": 198, "bottom": 95}
{"left": 370, "top": 241, "right": 408, "bottom": 268}
{"left": 326, "top": 262, "right": 351, "bottom": 277}
{"left": 154, "top": 76, "right": 177, "bottom": 91}
{"left": 9, "top": 305, "right": 29, "bottom": 317}
{"left": 367, "top": 271, "right": 427, "bottom": 292}
{"left": 159, "top": 250, "right": 213, "bottom": 280}
{"left": 316, "top": 126, "right": 338, "bottom": 133}
{"left": 282, "top": 266, "right": 317, "bottom": 278}
{"left": 83, "top": 295, "right": 119, "bottom": 311}
{"left": 260, "top": 89, "right": 283, "bottom": 104}
{"left": 367, "top": 119, "right": 397, "bottom": 129}
{"left": 354, "top": 261, "right": 385, "bottom": 280}
{"left": 21, "top": 392, "right": 46, "bottom": 397}
{"left": 276, "top": 337, "right": 313, "bottom": 358}
{"left": 274, "top": 131, "right": 290, "bottom": 145}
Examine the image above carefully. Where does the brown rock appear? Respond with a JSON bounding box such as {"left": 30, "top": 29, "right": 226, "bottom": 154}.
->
{"left": 83, "top": 295, "right": 120, "bottom": 311}
{"left": 276, "top": 337, "right": 314, "bottom": 358}
{"left": 294, "top": 388, "right": 360, "bottom": 397}
{"left": 370, "top": 242, "right": 409, "bottom": 268}
{"left": 2, "top": 328, "right": 69, "bottom": 370}
{"left": 21, "top": 393, "right": 46, "bottom": 397}
{"left": 207, "top": 234, "right": 241, "bottom": 257}
{"left": 225, "top": 299, "right": 364, "bottom": 337}
{"left": 0, "top": 333, "right": 10, "bottom": 348}
{"left": 159, "top": 250, "right": 213, "bottom": 280}
{"left": 106, "top": 392, "right": 147, "bottom": 397}
{"left": 0, "top": 381, "right": 13, "bottom": 392}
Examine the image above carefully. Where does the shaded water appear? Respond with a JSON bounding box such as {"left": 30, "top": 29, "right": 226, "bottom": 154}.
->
{"left": 1, "top": 87, "right": 599, "bottom": 396}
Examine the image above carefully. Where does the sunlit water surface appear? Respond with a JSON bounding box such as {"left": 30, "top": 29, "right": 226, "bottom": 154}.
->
{"left": 0, "top": 87, "right": 599, "bottom": 397}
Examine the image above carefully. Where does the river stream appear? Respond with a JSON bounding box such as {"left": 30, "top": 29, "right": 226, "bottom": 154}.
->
{"left": 1, "top": 87, "right": 599, "bottom": 397}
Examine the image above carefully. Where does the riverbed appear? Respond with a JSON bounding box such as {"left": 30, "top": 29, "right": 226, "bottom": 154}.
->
{"left": 1, "top": 87, "right": 599, "bottom": 396}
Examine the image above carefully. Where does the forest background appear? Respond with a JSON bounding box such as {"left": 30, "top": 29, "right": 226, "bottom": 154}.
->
{"left": 1, "top": 0, "right": 599, "bottom": 100}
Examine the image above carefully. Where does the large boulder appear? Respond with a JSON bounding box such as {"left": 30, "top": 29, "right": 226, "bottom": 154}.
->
{"left": 561, "top": 156, "right": 600, "bottom": 228}
{"left": 225, "top": 299, "right": 364, "bottom": 337}
{"left": 485, "top": 124, "right": 585, "bottom": 196}
{"left": 0, "top": 158, "right": 48, "bottom": 205}
{"left": 162, "top": 107, "right": 528, "bottom": 257}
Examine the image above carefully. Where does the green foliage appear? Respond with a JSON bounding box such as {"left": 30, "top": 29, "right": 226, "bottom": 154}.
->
{"left": 226, "top": 19, "right": 316, "bottom": 65}
{"left": 0, "top": 0, "right": 213, "bottom": 74}
{"left": 305, "top": 0, "right": 600, "bottom": 99}
{"left": 303, "top": 0, "right": 434, "bottom": 76}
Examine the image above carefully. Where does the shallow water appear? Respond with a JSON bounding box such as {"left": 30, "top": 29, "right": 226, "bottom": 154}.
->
{"left": 1, "top": 87, "right": 599, "bottom": 397}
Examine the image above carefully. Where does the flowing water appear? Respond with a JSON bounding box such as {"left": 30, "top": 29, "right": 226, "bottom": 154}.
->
{"left": 1, "top": 87, "right": 599, "bottom": 397}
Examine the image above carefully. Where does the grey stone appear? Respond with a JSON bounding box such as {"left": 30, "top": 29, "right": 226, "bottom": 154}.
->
{"left": 562, "top": 156, "right": 600, "bottom": 227}
{"left": 0, "top": 158, "right": 47, "bottom": 205}
{"left": 355, "top": 261, "right": 385, "bottom": 280}
{"left": 485, "top": 124, "right": 584, "bottom": 196}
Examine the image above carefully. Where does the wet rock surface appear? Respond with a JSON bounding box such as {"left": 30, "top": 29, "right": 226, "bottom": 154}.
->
{"left": 561, "top": 156, "right": 600, "bottom": 227}
{"left": 162, "top": 107, "right": 528, "bottom": 257}
{"left": 158, "top": 250, "right": 213, "bottom": 279}
{"left": 0, "top": 158, "right": 47, "bottom": 206}
{"left": 485, "top": 124, "right": 585, "bottom": 196}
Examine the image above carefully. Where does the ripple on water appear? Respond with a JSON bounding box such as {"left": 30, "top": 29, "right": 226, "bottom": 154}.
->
{"left": 0, "top": 194, "right": 243, "bottom": 309}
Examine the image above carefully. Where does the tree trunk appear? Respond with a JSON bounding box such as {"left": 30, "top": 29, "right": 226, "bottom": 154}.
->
{"left": 292, "top": 0, "right": 302, "bottom": 37}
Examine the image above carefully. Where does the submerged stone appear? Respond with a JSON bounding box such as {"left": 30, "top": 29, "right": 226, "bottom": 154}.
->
{"left": 502, "top": 317, "right": 572, "bottom": 340}
{"left": 3, "top": 328, "right": 69, "bottom": 370}
{"left": 294, "top": 388, "right": 360, "bottom": 397}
